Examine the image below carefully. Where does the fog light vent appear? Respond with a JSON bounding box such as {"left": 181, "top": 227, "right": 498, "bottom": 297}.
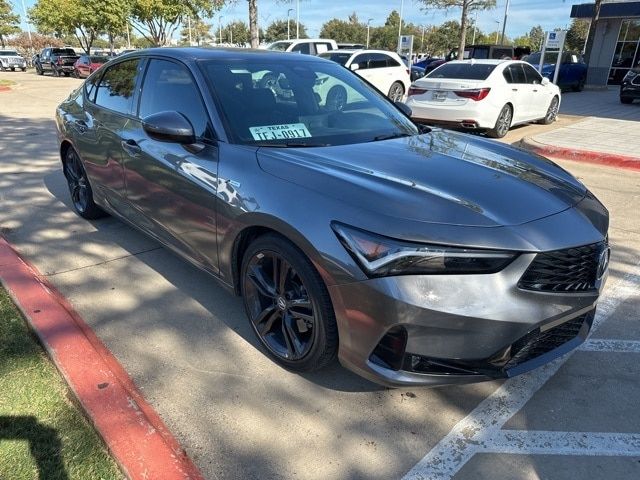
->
{"left": 369, "top": 326, "right": 407, "bottom": 371}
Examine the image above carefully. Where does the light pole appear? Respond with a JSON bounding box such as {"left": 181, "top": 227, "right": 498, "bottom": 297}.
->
{"left": 421, "top": 25, "right": 426, "bottom": 52}
{"left": 296, "top": 0, "right": 300, "bottom": 39}
{"left": 471, "top": 10, "right": 478, "bottom": 45}
{"left": 188, "top": 16, "right": 192, "bottom": 46}
{"left": 398, "top": 0, "right": 404, "bottom": 50}
{"left": 500, "top": 0, "right": 510, "bottom": 44}
{"left": 219, "top": 16, "right": 224, "bottom": 45}
{"left": 367, "top": 18, "right": 373, "bottom": 49}
{"left": 20, "top": 0, "right": 33, "bottom": 53}
{"left": 494, "top": 20, "right": 500, "bottom": 44}
{"left": 287, "top": 8, "right": 294, "bottom": 40}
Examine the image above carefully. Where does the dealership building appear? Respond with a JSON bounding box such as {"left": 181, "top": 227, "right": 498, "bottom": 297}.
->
{"left": 571, "top": 1, "right": 640, "bottom": 85}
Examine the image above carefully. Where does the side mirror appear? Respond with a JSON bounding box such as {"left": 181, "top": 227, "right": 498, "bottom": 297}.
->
{"left": 349, "top": 63, "right": 360, "bottom": 71}
{"left": 541, "top": 77, "right": 550, "bottom": 86}
{"left": 142, "top": 111, "right": 196, "bottom": 144}
{"left": 395, "top": 101, "right": 412, "bottom": 117}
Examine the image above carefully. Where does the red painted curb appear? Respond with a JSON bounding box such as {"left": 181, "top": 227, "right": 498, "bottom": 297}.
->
{"left": 0, "top": 85, "right": 11, "bottom": 92}
{"left": 523, "top": 142, "right": 640, "bottom": 172}
{"left": 0, "top": 237, "right": 204, "bottom": 480}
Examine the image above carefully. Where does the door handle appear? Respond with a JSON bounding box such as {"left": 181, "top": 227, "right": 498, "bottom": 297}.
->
{"left": 121, "top": 139, "right": 141, "bottom": 156}
{"left": 533, "top": 89, "right": 538, "bottom": 92}
{"left": 512, "top": 88, "right": 518, "bottom": 91}
{"left": 74, "top": 119, "right": 88, "bottom": 133}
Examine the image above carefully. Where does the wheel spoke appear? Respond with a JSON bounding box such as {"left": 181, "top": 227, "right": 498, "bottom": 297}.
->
{"left": 71, "top": 184, "right": 81, "bottom": 203}
{"left": 281, "top": 313, "right": 303, "bottom": 359}
{"left": 248, "top": 265, "right": 276, "bottom": 298}
{"left": 278, "top": 259, "right": 291, "bottom": 295}
{"left": 254, "top": 306, "right": 279, "bottom": 336}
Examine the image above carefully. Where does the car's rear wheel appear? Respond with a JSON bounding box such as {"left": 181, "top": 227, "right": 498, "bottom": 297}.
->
{"left": 63, "top": 147, "right": 108, "bottom": 220}
{"left": 486, "top": 104, "right": 512, "bottom": 138}
{"left": 572, "top": 77, "right": 585, "bottom": 92}
{"left": 36, "top": 65, "right": 43, "bottom": 75}
{"left": 388, "top": 82, "right": 405, "bottom": 102}
{"left": 540, "top": 96, "right": 559, "bottom": 125}
{"left": 240, "top": 234, "right": 338, "bottom": 372}
{"left": 326, "top": 85, "right": 347, "bottom": 111}
{"left": 620, "top": 96, "right": 633, "bottom": 104}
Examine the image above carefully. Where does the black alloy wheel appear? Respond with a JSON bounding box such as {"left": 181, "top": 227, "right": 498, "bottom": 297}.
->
{"left": 241, "top": 235, "right": 338, "bottom": 372}
{"left": 63, "top": 148, "right": 107, "bottom": 219}
{"left": 487, "top": 104, "right": 512, "bottom": 138}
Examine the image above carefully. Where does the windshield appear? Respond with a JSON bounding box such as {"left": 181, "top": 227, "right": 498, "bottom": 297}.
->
{"left": 427, "top": 62, "right": 497, "bottom": 80}
{"left": 52, "top": 48, "right": 77, "bottom": 55}
{"left": 0, "top": 51, "right": 19, "bottom": 56}
{"left": 267, "top": 42, "right": 292, "bottom": 51}
{"left": 318, "top": 52, "right": 352, "bottom": 66}
{"left": 200, "top": 59, "right": 419, "bottom": 147}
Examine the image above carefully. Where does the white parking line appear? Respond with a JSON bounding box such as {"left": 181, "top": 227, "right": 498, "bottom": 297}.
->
{"left": 580, "top": 338, "right": 640, "bottom": 353}
{"left": 483, "top": 430, "right": 640, "bottom": 456}
{"left": 402, "top": 267, "right": 640, "bottom": 480}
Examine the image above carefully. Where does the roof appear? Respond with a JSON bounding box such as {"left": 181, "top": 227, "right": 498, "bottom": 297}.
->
{"left": 329, "top": 49, "right": 395, "bottom": 55}
{"left": 447, "top": 59, "right": 512, "bottom": 65}
{"left": 571, "top": 1, "right": 640, "bottom": 19}
{"left": 120, "top": 46, "right": 327, "bottom": 63}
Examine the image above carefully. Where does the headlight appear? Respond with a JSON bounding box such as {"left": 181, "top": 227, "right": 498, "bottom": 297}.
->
{"left": 333, "top": 223, "right": 517, "bottom": 277}
{"left": 624, "top": 69, "right": 639, "bottom": 80}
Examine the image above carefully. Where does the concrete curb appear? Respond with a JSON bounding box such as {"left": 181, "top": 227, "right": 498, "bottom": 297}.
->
{"left": 518, "top": 136, "right": 640, "bottom": 172}
{"left": 0, "top": 237, "right": 204, "bottom": 480}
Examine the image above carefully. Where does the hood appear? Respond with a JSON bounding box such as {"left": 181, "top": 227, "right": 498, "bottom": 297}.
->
{"left": 257, "top": 130, "right": 587, "bottom": 227}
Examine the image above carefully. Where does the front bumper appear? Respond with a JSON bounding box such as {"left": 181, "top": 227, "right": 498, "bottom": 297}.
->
{"left": 329, "top": 252, "right": 605, "bottom": 387}
{"left": 620, "top": 82, "right": 640, "bottom": 99}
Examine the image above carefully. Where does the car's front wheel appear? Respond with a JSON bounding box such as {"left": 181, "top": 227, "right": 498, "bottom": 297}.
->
{"left": 388, "top": 82, "right": 405, "bottom": 102}
{"left": 486, "top": 104, "right": 512, "bottom": 138}
{"left": 240, "top": 234, "right": 338, "bottom": 372}
{"left": 621, "top": 96, "right": 633, "bottom": 104}
{"left": 63, "top": 147, "right": 108, "bottom": 219}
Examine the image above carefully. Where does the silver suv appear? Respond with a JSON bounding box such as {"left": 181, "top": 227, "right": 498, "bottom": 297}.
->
{"left": 0, "top": 50, "right": 27, "bottom": 72}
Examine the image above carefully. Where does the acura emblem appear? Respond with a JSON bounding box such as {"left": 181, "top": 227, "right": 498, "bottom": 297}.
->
{"left": 597, "top": 247, "right": 610, "bottom": 280}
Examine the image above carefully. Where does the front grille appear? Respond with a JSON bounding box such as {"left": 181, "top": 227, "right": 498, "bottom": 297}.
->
{"left": 503, "top": 313, "right": 589, "bottom": 370}
{"left": 518, "top": 242, "right": 607, "bottom": 293}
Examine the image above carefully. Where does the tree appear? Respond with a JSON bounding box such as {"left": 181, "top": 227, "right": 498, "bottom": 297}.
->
{"left": 566, "top": 19, "right": 589, "bottom": 52}
{"left": 512, "top": 25, "right": 542, "bottom": 50}
{"left": 11, "top": 31, "right": 62, "bottom": 54}
{"left": 30, "top": 0, "right": 100, "bottom": 53}
{"left": 264, "top": 18, "right": 307, "bottom": 43}
{"left": 417, "top": 0, "right": 495, "bottom": 60}
{"left": 248, "top": 0, "right": 258, "bottom": 48}
{"left": 180, "top": 17, "right": 212, "bottom": 45}
{"left": 226, "top": 20, "right": 250, "bottom": 45}
{"left": 320, "top": 13, "right": 366, "bottom": 44}
{"left": 0, "top": 0, "right": 20, "bottom": 48}
{"left": 129, "top": 0, "right": 224, "bottom": 47}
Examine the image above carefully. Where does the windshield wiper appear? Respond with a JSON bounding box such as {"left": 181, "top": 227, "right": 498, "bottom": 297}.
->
{"left": 371, "top": 132, "right": 413, "bottom": 142}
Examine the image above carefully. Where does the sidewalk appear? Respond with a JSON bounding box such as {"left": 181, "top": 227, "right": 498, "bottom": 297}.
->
{"left": 516, "top": 86, "right": 640, "bottom": 170}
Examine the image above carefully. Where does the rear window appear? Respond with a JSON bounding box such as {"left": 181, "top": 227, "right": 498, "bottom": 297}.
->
{"left": 52, "top": 48, "right": 77, "bottom": 55}
{"left": 268, "top": 42, "right": 292, "bottom": 51}
{"left": 318, "top": 52, "right": 352, "bottom": 66}
{"left": 427, "top": 63, "right": 497, "bottom": 80}
{"left": 0, "top": 51, "right": 19, "bottom": 56}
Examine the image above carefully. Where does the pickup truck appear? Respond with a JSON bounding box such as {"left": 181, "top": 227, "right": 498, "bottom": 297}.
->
{"left": 423, "top": 44, "right": 531, "bottom": 75}
{"left": 267, "top": 39, "right": 338, "bottom": 55}
{"left": 0, "top": 49, "right": 27, "bottom": 72}
{"left": 35, "top": 48, "right": 80, "bottom": 77}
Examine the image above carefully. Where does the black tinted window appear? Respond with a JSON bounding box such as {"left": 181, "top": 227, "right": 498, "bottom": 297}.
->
{"left": 52, "top": 48, "right": 77, "bottom": 55}
{"left": 352, "top": 54, "right": 371, "bottom": 69}
{"left": 427, "top": 63, "right": 496, "bottom": 80}
{"left": 507, "top": 64, "right": 526, "bottom": 83}
{"left": 85, "top": 71, "right": 102, "bottom": 101}
{"left": 291, "top": 43, "right": 311, "bottom": 54}
{"left": 522, "top": 63, "right": 542, "bottom": 84}
{"left": 94, "top": 59, "right": 141, "bottom": 114}
{"left": 369, "top": 53, "right": 388, "bottom": 69}
{"left": 503, "top": 68, "right": 513, "bottom": 83}
{"left": 386, "top": 55, "right": 401, "bottom": 67}
{"left": 139, "top": 59, "right": 212, "bottom": 140}
{"left": 492, "top": 48, "right": 512, "bottom": 59}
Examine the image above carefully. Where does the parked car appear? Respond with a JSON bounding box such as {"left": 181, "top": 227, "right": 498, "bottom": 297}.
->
{"left": 0, "top": 49, "right": 27, "bottom": 72}
{"left": 56, "top": 48, "right": 609, "bottom": 388}
{"left": 525, "top": 51, "right": 587, "bottom": 92}
{"left": 337, "top": 43, "right": 365, "bottom": 50}
{"left": 413, "top": 57, "right": 442, "bottom": 69}
{"left": 35, "top": 47, "right": 80, "bottom": 76}
{"left": 620, "top": 62, "right": 640, "bottom": 104}
{"left": 267, "top": 38, "right": 338, "bottom": 55}
{"left": 73, "top": 55, "right": 109, "bottom": 78}
{"left": 318, "top": 49, "right": 411, "bottom": 101}
{"left": 406, "top": 59, "right": 561, "bottom": 138}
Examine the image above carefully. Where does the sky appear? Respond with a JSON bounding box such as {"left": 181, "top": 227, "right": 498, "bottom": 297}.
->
{"left": 15, "top": 0, "right": 588, "bottom": 40}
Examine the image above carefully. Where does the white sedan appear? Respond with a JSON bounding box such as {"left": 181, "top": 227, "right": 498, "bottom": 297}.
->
{"left": 318, "top": 49, "right": 411, "bottom": 102}
{"left": 405, "top": 60, "right": 561, "bottom": 138}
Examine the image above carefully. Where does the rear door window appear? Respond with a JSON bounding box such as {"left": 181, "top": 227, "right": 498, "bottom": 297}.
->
{"left": 291, "top": 43, "right": 311, "bottom": 55}
{"left": 93, "top": 59, "right": 142, "bottom": 115}
{"left": 368, "top": 53, "right": 389, "bottom": 69}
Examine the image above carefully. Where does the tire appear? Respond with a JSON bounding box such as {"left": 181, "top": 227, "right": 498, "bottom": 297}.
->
{"left": 36, "top": 65, "right": 43, "bottom": 75}
{"left": 326, "top": 85, "right": 347, "bottom": 111}
{"left": 21, "top": 68, "right": 26, "bottom": 72}
{"left": 240, "top": 234, "right": 338, "bottom": 372}
{"left": 388, "top": 81, "right": 405, "bottom": 102}
{"left": 72, "top": 69, "right": 79, "bottom": 78}
{"left": 486, "top": 104, "right": 512, "bottom": 138}
{"left": 52, "top": 65, "right": 60, "bottom": 77}
{"left": 10, "top": 67, "right": 15, "bottom": 71}
{"left": 540, "top": 96, "right": 559, "bottom": 125}
{"left": 572, "top": 77, "right": 585, "bottom": 92}
{"left": 620, "top": 96, "right": 633, "bottom": 105}
{"left": 62, "top": 147, "right": 108, "bottom": 220}
{"left": 64, "top": 71, "right": 70, "bottom": 77}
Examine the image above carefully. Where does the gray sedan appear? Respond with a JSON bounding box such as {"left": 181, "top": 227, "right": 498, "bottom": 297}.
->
{"left": 55, "top": 48, "right": 609, "bottom": 387}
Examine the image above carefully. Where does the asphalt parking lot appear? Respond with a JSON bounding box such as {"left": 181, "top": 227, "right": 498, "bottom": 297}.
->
{"left": 1, "top": 71, "right": 639, "bottom": 480}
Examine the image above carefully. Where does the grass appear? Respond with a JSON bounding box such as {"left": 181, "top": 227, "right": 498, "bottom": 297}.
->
{"left": 0, "top": 287, "right": 124, "bottom": 480}
{"left": 0, "top": 79, "right": 16, "bottom": 87}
